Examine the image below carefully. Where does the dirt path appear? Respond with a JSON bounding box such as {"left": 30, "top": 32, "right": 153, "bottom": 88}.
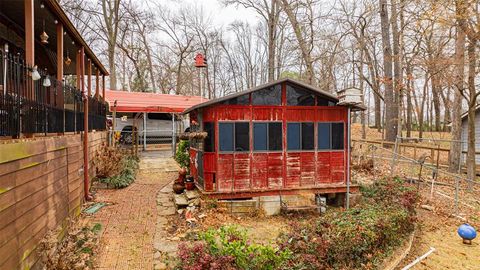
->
{"left": 398, "top": 210, "right": 480, "bottom": 270}
{"left": 85, "top": 151, "right": 178, "bottom": 270}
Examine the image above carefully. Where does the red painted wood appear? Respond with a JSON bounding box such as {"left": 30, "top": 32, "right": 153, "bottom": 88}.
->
{"left": 204, "top": 173, "right": 214, "bottom": 191}
{"left": 251, "top": 153, "right": 268, "bottom": 189}
{"left": 188, "top": 81, "right": 352, "bottom": 197}
{"left": 286, "top": 152, "right": 301, "bottom": 188}
{"left": 316, "top": 152, "right": 331, "bottom": 183}
{"left": 267, "top": 153, "right": 283, "bottom": 189}
{"left": 300, "top": 152, "right": 315, "bottom": 186}
{"left": 233, "top": 153, "right": 251, "bottom": 191}
{"left": 217, "top": 154, "right": 234, "bottom": 192}
{"left": 189, "top": 148, "right": 198, "bottom": 180}
{"left": 252, "top": 107, "right": 283, "bottom": 121}
{"left": 331, "top": 152, "right": 345, "bottom": 183}
{"left": 216, "top": 107, "right": 251, "bottom": 120}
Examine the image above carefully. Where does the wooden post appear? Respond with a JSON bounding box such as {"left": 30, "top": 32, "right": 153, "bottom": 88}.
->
{"left": 81, "top": 47, "right": 92, "bottom": 201}
{"left": 56, "top": 22, "right": 64, "bottom": 134}
{"left": 102, "top": 74, "right": 106, "bottom": 101}
{"left": 95, "top": 68, "right": 100, "bottom": 98}
{"left": 24, "top": 0, "right": 34, "bottom": 137}
{"left": 87, "top": 59, "right": 92, "bottom": 97}
{"left": 414, "top": 145, "right": 417, "bottom": 159}
{"left": 76, "top": 50, "right": 81, "bottom": 90}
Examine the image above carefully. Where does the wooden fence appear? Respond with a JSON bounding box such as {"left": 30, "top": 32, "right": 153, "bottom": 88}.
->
{"left": 0, "top": 132, "right": 106, "bottom": 270}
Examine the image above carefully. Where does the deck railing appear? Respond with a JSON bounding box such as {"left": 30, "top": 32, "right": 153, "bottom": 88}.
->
{"left": 0, "top": 50, "right": 106, "bottom": 137}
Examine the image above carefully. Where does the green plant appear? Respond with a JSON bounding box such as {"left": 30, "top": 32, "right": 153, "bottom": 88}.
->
{"left": 280, "top": 178, "right": 419, "bottom": 270}
{"left": 177, "top": 225, "right": 291, "bottom": 270}
{"left": 175, "top": 140, "right": 190, "bottom": 170}
{"left": 99, "top": 155, "right": 139, "bottom": 188}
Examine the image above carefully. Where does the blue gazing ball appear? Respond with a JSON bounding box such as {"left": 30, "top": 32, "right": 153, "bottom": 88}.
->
{"left": 457, "top": 223, "right": 477, "bottom": 241}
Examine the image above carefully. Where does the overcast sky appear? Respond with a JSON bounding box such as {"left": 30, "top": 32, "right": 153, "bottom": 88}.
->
{"left": 148, "top": 0, "right": 259, "bottom": 27}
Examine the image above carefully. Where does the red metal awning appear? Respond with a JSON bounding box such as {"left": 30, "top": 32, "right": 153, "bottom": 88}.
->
{"left": 105, "top": 90, "right": 206, "bottom": 113}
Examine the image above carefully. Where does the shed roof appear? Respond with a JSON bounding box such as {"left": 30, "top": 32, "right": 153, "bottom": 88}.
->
{"left": 105, "top": 90, "right": 206, "bottom": 113}
{"left": 183, "top": 78, "right": 365, "bottom": 114}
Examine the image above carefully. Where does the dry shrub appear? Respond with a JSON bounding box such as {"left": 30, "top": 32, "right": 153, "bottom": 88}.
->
{"left": 39, "top": 221, "right": 102, "bottom": 270}
{"left": 352, "top": 158, "right": 374, "bottom": 172}
{"left": 94, "top": 143, "right": 125, "bottom": 178}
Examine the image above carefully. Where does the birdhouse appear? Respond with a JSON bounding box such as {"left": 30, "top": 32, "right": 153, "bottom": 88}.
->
{"left": 194, "top": 53, "right": 207, "bottom": 68}
{"left": 337, "top": 87, "right": 363, "bottom": 105}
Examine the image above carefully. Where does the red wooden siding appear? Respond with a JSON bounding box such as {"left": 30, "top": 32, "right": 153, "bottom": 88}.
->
{"left": 194, "top": 81, "right": 350, "bottom": 196}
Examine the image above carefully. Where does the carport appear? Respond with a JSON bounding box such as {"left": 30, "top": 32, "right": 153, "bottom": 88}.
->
{"left": 105, "top": 90, "right": 205, "bottom": 153}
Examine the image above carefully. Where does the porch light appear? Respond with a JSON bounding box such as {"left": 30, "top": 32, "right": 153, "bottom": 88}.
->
{"left": 31, "top": 66, "right": 41, "bottom": 81}
{"left": 40, "top": 20, "right": 49, "bottom": 44}
{"left": 65, "top": 50, "right": 72, "bottom": 66}
{"left": 43, "top": 75, "right": 51, "bottom": 87}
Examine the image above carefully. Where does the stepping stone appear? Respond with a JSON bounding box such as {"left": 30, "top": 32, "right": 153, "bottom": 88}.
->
{"left": 185, "top": 190, "right": 200, "bottom": 200}
{"left": 174, "top": 194, "right": 189, "bottom": 208}
{"left": 158, "top": 207, "right": 176, "bottom": 216}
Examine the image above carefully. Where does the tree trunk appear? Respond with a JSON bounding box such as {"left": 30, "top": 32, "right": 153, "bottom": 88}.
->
{"left": 449, "top": 0, "right": 466, "bottom": 173}
{"left": 431, "top": 74, "right": 442, "bottom": 131}
{"left": 379, "top": 0, "right": 397, "bottom": 141}
{"left": 406, "top": 65, "right": 413, "bottom": 137}
{"left": 267, "top": 0, "right": 277, "bottom": 82}
{"left": 466, "top": 40, "right": 476, "bottom": 187}
{"left": 280, "top": 0, "right": 314, "bottom": 84}
{"left": 391, "top": 0, "right": 402, "bottom": 137}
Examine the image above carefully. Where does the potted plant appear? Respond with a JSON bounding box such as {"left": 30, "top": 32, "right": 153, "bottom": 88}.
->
{"left": 185, "top": 175, "right": 195, "bottom": 190}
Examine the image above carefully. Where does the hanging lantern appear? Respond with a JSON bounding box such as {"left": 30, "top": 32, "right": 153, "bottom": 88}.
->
{"left": 31, "top": 65, "right": 41, "bottom": 81}
{"left": 43, "top": 75, "right": 51, "bottom": 87}
{"left": 40, "top": 20, "right": 49, "bottom": 44}
{"left": 65, "top": 50, "right": 72, "bottom": 66}
{"left": 194, "top": 53, "right": 207, "bottom": 68}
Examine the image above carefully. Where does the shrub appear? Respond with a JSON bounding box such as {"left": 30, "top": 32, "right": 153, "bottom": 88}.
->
{"left": 280, "top": 178, "right": 419, "bottom": 270}
{"left": 99, "top": 155, "right": 139, "bottom": 188}
{"left": 177, "top": 226, "right": 291, "bottom": 270}
{"left": 175, "top": 140, "right": 190, "bottom": 170}
{"left": 94, "top": 143, "right": 125, "bottom": 178}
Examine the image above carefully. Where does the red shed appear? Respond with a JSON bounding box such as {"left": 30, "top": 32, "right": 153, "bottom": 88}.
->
{"left": 183, "top": 78, "right": 364, "bottom": 200}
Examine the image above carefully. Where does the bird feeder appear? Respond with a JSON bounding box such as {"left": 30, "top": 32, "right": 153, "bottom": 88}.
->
{"left": 194, "top": 53, "right": 207, "bottom": 68}
{"left": 337, "top": 87, "right": 363, "bottom": 105}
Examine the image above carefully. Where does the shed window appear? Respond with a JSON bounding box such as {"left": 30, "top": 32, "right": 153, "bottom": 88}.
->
{"left": 302, "top": 123, "right": 314, "bottom": 150}
{"left": 331, "top": 123, "right": 344, "bottom": 150}
{"left": 204, "top": 122, "right": 214, "bottom": 152}
{"left": 287, "top": 122, "right": 314, "bottom": 151}
{"left": 235, "top": 122, "right": 250, "bottom": 151}
{"left": 317, "top": 123, "right": 331, "bottom": 150}
{"left": 252, "top": 85, "right": 282, "bottom": 105}
{"left": 317, "top": 97, "right": 336, "bottom": 106}
{"left": 286, "top": 84, "right": 315, "bottom": 106}
{"left": 219, "top": 123, "right": 234, "bottom": 151}
{"left": 253, "top": 122, "right": 283, "bottom": 151}
{"left": 269, "top": 123, "right": 282, "bottom": 150}
{"left": 220, "top": 94, "right": 250, "bottom": 105}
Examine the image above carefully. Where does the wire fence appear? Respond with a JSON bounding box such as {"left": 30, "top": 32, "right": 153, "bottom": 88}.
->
{"left": 352, "top": 138, "right": 480, "bottom": 220}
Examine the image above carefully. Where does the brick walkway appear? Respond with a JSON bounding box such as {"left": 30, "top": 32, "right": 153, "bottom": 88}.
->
{"left": 87, "top": 152, "right": 177, "bottom": 270}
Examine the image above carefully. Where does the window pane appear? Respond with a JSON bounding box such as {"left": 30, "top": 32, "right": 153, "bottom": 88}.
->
{"left": 268, "top": 123, "right": 283, "bottom": 151}
{"left": 220, "top": 94, "right": 250, "bottom": 105}
{"left": 252, "top": 85, "right": 282, "bottom": 105}
{"left": 286, "top": 84, "right": 315, "bottom": 106}
{"left": 253, "top": 123, "right": 267, "bottom": 151}
{"left": 318, "top": 123, "right": 331, "bottom": 150}
{"left": 235, "top": 122, "right": 250, "bottom": 151}
{"left": 317, "top": 98, "right": 336, "bottom": 106}
{"left": 287, "top": 123, "right": 301, "bottom": 150}
{"left": 301, "top": 123, "right": 314, "bottom": 150}
{"left": 204, "top": 122, "right": 215, "bottom": 152}
{"left": 332, "top": 123, "right": 344, "bottom": 150}
{"left": 219, "top": 123, "right": 234, "bottom": 151}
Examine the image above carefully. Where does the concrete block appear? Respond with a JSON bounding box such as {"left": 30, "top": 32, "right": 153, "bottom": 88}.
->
{"left": 174, "top": 194, "right": 189, "bottom": 208}
{"left": 258, "top": 196, "right": 281, "bottom": 216}
{"left": 185, "top": 190, "right": 200, "bottom": 200}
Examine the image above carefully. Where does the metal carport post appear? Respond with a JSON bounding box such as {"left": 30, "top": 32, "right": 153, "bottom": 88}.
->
{"left": 172, "top": 113, "right": 176, "bottom": 156}
{"left": 143, "top": 112, "right": 147, "bottom": 151}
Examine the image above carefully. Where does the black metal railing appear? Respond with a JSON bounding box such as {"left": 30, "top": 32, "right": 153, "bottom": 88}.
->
{"left": 0, "top": 50, "right": 107, "bottom": 137}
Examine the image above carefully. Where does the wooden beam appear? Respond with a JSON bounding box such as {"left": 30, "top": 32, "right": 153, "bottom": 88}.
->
{"left": 102, "top": 75, "right": 106, "bottom": 101}
{"left": 95, "top": 68, "right": 99, "bottom": 98}
{"left": 87, "top": 59, "right": 92, "bottom": 97}
{"left": 76, "top": 50, "right": 81, "bottom": 90}
{"left": 56, "top": 22, "right": 64, "bottom": 109}
{"left": 25, "top": 0, "right": 34, "bottom": 100}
